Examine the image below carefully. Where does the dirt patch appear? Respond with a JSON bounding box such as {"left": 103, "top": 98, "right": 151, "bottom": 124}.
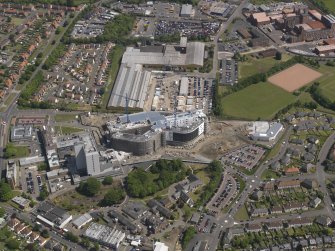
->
{"left": 268, "top": 64, "right": 322, "bottom": 92}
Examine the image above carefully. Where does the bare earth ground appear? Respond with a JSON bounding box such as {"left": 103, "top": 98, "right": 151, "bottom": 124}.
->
{"left": 268, "top": 64, "right": 322, "bottom": 92}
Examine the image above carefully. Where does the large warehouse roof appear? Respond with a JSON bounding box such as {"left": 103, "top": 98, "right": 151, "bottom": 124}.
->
{"left": 108, "top": 38, "right": 204, "bottom": 109}
{"left": 108, "top": 63, "right": 151, "bottom": 108}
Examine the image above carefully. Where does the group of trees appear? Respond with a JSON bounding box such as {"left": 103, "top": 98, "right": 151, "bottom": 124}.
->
{"left": 0, "top": 180, "right": 13, "bottom": 202}
{"left": 42, "top": 43, "right": 67, "bottom": 70}
{"left": 126, "top": 159, "right": 188, "bottom": 198}
{"left": 195, "top": 160, "right": 223, "bottom": 207}
{"left": 18, "top": 71, "right": 52, "bottom": 109}
{"left": 309, "top": 82, "right": 335, "bottom": 111}
{"left": 274, "top": 100, "right": 318, "bottom": 119}
{"left": 181, "top": 226, "right": 197, "bottom": 249}
{"left": 77, "top": 177, "right": 101, "bottom": 197}
{"left": 100, "top": 187, "right": 125, "bottom": 206}
{"left": 38, "top": 184, "right": 49, "bottom": 201}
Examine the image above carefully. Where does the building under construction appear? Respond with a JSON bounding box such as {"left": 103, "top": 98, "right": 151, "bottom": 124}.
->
{"left": 105, "top": 110, "right": 208, "bottom": 155}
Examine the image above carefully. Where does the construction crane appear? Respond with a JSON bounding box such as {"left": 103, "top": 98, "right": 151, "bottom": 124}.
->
{"left": 111, "top": 92, "right": 139, "bottom": 123}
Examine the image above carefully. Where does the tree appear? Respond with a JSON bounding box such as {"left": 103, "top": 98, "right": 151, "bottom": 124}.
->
{"left": 80, "top": 237, "right": 91, "bottom": 249}
{"left": 0, "top": 207, "right": 5, "bottom": 217}
{"left": 65, "top": 232, "right": 79, "bottom": 243}
{"left": 38, "top": 185, "right": 49, "bottom": 201}
{"left": 9, "top": 34, "right": 15, "bottom": 44}
{"left": 41, "top": 229, "right": 49, "bottom": 238}
{"left": 0, "top": 181, "right": 13, "bottom": 202}
{"left": 32, "top": 224, "right": 41, "bottom": 232}
{"left": 102, "top": 176, "right": 113, "bottom": 186}
{"left": 181, "top": 226, "right": 196, "bottom": 249}
{"left": 275, "top": 51, "right": 282, "bottom": 60}
{"left": 37, "top": 163, "right": 47, "bottom": 171}
{"left": 100, "top": 188, "right": 125, "bottom": 206}
{"left": 6, "top": 239, "right": 20, "bottom": 250}
{"left": 77, "top": 177, "right": 101, "bottom": 197}
{"left": 7, "top": 17, "right": 12, "bottom": 23}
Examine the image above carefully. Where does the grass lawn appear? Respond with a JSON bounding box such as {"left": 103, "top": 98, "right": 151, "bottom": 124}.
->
{"left": 261, "top": 169, "right": 280, "bottom": 180}
{"left": 220, "top": 82, "right": 296, "bottom": 120}
{"left": 55, "top": 126, "right": 83, "bottom": 134}
{"left": 316, "top": 65, "right": 335, "bottom": 101}
{"left": 234, "top": 204, "right": 249, "bottom": 221}
{"left": 53, "top": 182, "right": 120, "bottom": 214}
{"left": 322, "top": 0, "right": 335, "bottom": 13}
{"left": 11, "top": 17, "right": 25, "bottom": 25}
{"left": 4, "top": 93, "right": 17, "bottom": 107}
{"left": 101, "top": 45, "right": 125, "bottom": 109}
{"left": 54, "top": 113, "right": 78, "bottom": 122}
{"left": 5, "top": 144, "right": 29, "bottom": 158}
{"left": 239, "top": 54, "right": 292, "bottom": 79}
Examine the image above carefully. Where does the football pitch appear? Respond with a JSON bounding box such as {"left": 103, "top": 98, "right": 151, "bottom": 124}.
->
{"left": 219, "top": 82, "right": 296, "bottom": 120}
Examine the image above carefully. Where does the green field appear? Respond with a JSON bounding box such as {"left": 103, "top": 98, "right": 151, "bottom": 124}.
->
{"left": 54, "top": 113, "right": 78, "bottom": 122}
{"left": 322, "top": 0, "right": 335, "bottom": 13}
{"left": 316, "top": 65, "right": 335, "bottom": 101}
{"left": 55, "top": 126, "right": 83, "bottom": 134}
{"left": 220, "top": 82, "right": 296, "bottom": 120}
{"left": 239, "top": 54, "right": 292, "bottom": 79}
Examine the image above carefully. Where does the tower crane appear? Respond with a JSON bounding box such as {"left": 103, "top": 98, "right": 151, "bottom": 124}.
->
{"left": 111, "top": 92, "right": 139, "bottom": 123}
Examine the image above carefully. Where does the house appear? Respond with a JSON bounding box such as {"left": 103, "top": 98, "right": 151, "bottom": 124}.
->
{"left": 270, "top": 206, "right": 282, "bottom": 214}
{"left": 309, "top": 238, "right": 316, "bottom": 246}
{"left": 189, "top": 213, "right": 200, "bottom": 225}
{"left": 266, "top": 221, "right": 283, "bottom": 230}
{"left": 28, "top": 232, "right": 40, "bottom": 243}
{"left": 315, "top": 237, "right": 323, "bottom": 247}
{"left": 289, "top": 138, "right": 304, "bottom": 145}
{"left": 295, "top": 111, "right": 306, "bottom": 118}
{"left": 306, "top": 144, "right": 317, "bottom": 153}
{"left": 251, "top": 208, "right": 268, "bottom": 217}
{"left": 180, "top": 190, "right": 194, "bottom": 207}
{"left": 246, "top": 223, "right": 262, "bottom": 232}
{"left": 287, "top": 218, "right": 313, "bottom": 228}
{"left": 262, "top": 182, "right": 275, "bottom": 191}
{"left": 301, "top": 179, "right": 316, "bottom": 189}
{"left": 276, "top": 180, "right": 300, "bottom": 190}
{"left": 147, "top": 199, "right": 172, "bottom": 219}
{"left": 315, "top": 215, "right": 331, "bottom": 226}
{"left": 283, "top": 202, "right": 308, "bottom": 213}
{"left": 14, "top": 223, "right": 27, "bottom": 234}
{"left": 7, "top": 218, "right": 20, "bottom": 230}
{"left": 270, "top": 161, "right": 280, "bottom": 171}
{"left": 303, "top": 152, "right": 315, "bottom": 162}
{"left": 251, "top": 190, "right": 263, "bottom": 200}
{"left": 284, "top": 115, "right": 295, "bottom": 123}
{"left": 20, "top": 227, "right": 32, "bottom": 238}
{"left": 11, "top": 196, "right": 30, "bottom": 209}
{"left": 280, "top": 155, "right": 290, "bottom": 166}
{"left": 159, "top": 198, "right": 172, "bottom": 208}
{"left": 309, "top": 197, "right": 322, "bottom": 208}
{"left": 307, "top": 136, "right": 319, "bottom": 144}
{"left": 224, "top": 227, "right": 245, "bottom": 242}
{"left": 299, "top": 239, "right": 308, "bottom": 248}
{"left": 301, "top": 163, "right": 314, "bottom": 173}
{"left": 286, "top": 148, "right": 300, "bottom": 158}
{"left": 323, "top": 236, "right": 332, "bottom": 245}
{"left": 284, "top": 167, "right": 299, "bottom": 176}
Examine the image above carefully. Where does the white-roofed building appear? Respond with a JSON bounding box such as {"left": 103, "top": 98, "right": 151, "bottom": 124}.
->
{"left": 154, "top": 241, "right": 169, "bottom": 251}
{"left": 84, "top": 223, "right": 125, "bottom": 249}
{"left": 72, "top": 213, "right": 93, "bottom": 229}
{"left": 247, "top": 121, "right": 283, "bottom": 141}
{"left": 108, "top": 40, "right": 205, "bottom": 109}
{"left": 179, "top": 77, "right": 189, "bottom": 96}
{"left": 180, "top": 4, "right": 194, "bottom": 17}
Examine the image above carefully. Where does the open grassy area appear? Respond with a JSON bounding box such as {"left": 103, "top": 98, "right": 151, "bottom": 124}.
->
{"left": 55, "top": 126, "right": 83, "bottom": 134}
{"left": 101, "top": 45, "right": 125, "bottom": 109}
{"left": 53, "top": 182, "right": 120, "bottom": 214}
{"left": 54, "top": 113, "right": 78, "bottom": 122}
{"left": 11, "top": 17, "right": 24, "bottom": 25}
{"left": 239, "top": 54, "right": 292, "bottom": 79}
{"left": 322, "top": 0, "right": 335, "bottom": 13}
{"left": 316, "top": 65, "right": 335, "bottom": 101}
{"left": 4, "top": 144, "right": 29, "bottom": 159}
{"left": 234, "top": 204, "right": 249, "bottom": 221}
{"left": 261, "top": 169, "right": 280, "bottom": 180}
{"left": 4, "top": 93, "right": 17, "bottom": 107}
{"left": 220, "top": 82, "right": 296, "bottom": 120}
